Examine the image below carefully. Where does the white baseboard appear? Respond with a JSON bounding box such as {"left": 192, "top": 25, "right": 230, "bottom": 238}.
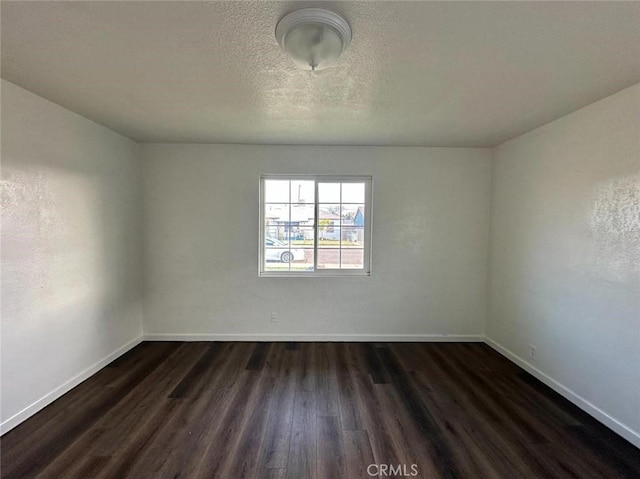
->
{"left": 0, "top": 335, "right": 143, "bottom": 435}
{"left": 143, "top": 333, "right": 485, "bottom": 342}
{"left": 484, "top": 336, "right": 640, "bottom": 448}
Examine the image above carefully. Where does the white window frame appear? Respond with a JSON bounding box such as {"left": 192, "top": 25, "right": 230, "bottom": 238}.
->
{"left": 259, "top": 175, "right": 373, "bottom": 277}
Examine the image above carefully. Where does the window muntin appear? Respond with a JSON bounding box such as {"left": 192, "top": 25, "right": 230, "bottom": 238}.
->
{"left": 260, "top": 175, "right": 372, "bottom": 276}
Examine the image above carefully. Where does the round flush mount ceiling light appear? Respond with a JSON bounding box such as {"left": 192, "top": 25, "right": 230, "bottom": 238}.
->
{"left": 275, "top": 8, "right": 352, "bottom": 71}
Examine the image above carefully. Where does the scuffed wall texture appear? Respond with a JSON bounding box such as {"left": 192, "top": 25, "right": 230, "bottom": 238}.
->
{"left": 1, "top": 80, "right": 144, "bottom": 425}
{"left": 141, "top": 144, "right": 492, "bottom": 338}
{"left": 488, "top": 83, "right": 640, "bottom": 439}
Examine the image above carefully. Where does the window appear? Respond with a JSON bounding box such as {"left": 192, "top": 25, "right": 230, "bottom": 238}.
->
{"left": 260, "top": 175, "right": 372, "bottom": 276}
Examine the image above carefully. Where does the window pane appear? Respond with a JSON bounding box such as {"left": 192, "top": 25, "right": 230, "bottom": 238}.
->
{"left": 264, "top": 233, "right": 291, "bottom": 271}
{"left": 264, "top": 261, "right": 290, "bottom": 272}
{"left": 292, "top": 248, "right": 314, "bottom": 272}
{"left": 318, "top": 183, "right": 340, "bottom": 203}
{"left": 318, "top": 227, "right": 340, "bottom": 247}
{"left": 319, "top": 205, "right": 340, "bottom": 222}
{"left": 340, "top": 204, "right": 364, "bottom": 225}
{"left": 290, "top": 204, "right": 315, "bottom": 226}
{"left": 342, "top": 183, "right": 365, "bottom": 203}
{"left": 265, "top": 232, "right": 290, "bottom": 249}
{"left": 291, "top": 180, "right": 315, "bottom": 204}
{"left": 341, "top": 249, "right": 364, "bottom": 269}
{"left": 265, "top": 224, "right": 279, "bottom": 241}
{"left": 264, "top": 179, "right": 290, "bottom": 202}
{"left": 264, "top": 231, "right": 296, "bottom": 272}
{"left": 342, "top": 227, "right": 364, "bottom": 247}
{"left": 265, "top": 203, "right": 291, "bottom": 223}
{"left": 317, "top": 249, "right": 341, "bottom": 269}
{"left": 293, "top": 227, "right": 315, "bottom": 247}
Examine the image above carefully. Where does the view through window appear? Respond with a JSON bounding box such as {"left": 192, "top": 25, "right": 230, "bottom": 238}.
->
{"left": 260, "top": 176, "right": 372, "bottom": 275}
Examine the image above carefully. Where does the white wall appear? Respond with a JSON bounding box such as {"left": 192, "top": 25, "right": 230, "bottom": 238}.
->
{"left": 141, "top": 144, "right": 492, "bottom": 340}
{"left": 487, "top": 83, "right": 640, "bottom": 446}
{"left": 4, "top": 73, "right": 636, "bottom": 446}
{"left": 1, "top": 80, "right": 144, "bottom": 432}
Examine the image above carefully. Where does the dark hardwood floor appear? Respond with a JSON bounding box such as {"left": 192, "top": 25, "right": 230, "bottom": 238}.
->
{"left": 2, "top": 342, "right": 639, "bottom": 478}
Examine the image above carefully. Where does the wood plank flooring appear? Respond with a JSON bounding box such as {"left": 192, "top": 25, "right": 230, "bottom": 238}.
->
{"left": 2, "top": 342, "right": 639, "bottom": 478}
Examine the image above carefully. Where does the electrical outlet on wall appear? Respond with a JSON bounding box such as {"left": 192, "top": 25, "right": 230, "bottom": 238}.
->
{"left": 270, "top": 312, "right": 278, "bottom": 323}
{"left": 528, "top": 344, "right": 537, "bottom": 359}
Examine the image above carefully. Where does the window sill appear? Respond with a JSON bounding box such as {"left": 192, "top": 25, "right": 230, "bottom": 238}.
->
{"left": 259, "top": 271, "right": 370, "bottom": 278}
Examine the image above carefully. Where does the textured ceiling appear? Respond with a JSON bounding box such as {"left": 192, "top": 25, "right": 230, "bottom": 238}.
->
{"left": 2, "top": 1, "right": 640, "bottom": 147}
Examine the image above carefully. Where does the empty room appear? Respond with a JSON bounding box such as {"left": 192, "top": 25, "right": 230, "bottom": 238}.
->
{"left": 1, "top": 1, "right": 639, "bottom": 478}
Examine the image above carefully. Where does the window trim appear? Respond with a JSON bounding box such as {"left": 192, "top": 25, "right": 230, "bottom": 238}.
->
{"left": 259, "top": 174, "right": 373, "bottom": 277}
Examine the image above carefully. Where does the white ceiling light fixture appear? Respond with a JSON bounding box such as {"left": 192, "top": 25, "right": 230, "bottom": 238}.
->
{"left": 275, "top": 8, "right": 352, "bottom": 71}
